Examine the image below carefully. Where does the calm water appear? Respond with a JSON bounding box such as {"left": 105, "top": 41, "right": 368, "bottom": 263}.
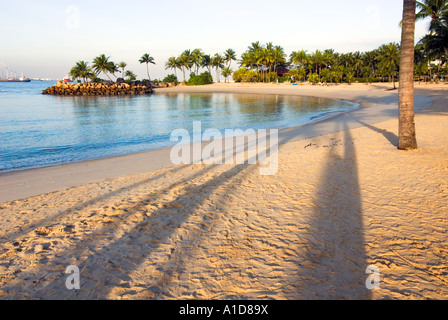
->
{"left": 0, "top": 81, "right": 357, "bottom": 172}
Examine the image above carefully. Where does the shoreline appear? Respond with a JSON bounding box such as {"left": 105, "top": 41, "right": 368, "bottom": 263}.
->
{"left": 0, "top": 92, "right": 359, "bottom": 175}
{"left": 0, "top": 82, "right": 438, "bottom": 203}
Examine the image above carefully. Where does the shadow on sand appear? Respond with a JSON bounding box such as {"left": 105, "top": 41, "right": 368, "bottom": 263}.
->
{"left": 2, "top": 119, "right": 372, "bottom": 300}
{"left": 357, "top": 120, "right": 399, "bottom": 147}
{"left": 296, "top": 123, "right": 371, "bottom": 299}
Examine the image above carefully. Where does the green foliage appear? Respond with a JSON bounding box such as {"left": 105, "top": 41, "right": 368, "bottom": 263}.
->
{"left": 376, "top": 43, "right": 400, "bottom": 77}
{"left": 277, "top": 77, "right": 290, "bottom": 83}
{"left": 69, "top": 61, "right": 95, "bottom": 82}
{"left": 267, "top": 72, "right": 278, "bottom": 82}
{"left": 221, "top": 67, "right": 233, "bottom": 82}
{"left": 307, "top": 73, "right": 319, "bottom": 84}
{"left": 232, "top": 68, "right": 259, "bottom": 82}
{"left": 320, "top": 68, "right": 333, "bottom": 83}
{"left": 332, "top": 66, "right": 344, "bottom": 83}
{"left": 344, "top": 69, "right": 355, "bottom": 84}
{"left": 244, "top": 70, "right": 259, "bottom": 82}
{"left": 91, "top": 77, "right": 103, "bottom": 83}
{"left": 163, "top": 74, "right": 178, "bottom": 84}
{"left": 232, "top": 68, "right": 247, "bottom": 82}
{"left": 284, "top": 69, "right": 306, "bottom": 82}
{"left": 139, "top": 53, "right": 156, "bottom": 81}
{"left": 125, "top": 70, "right": 137, "bottom": 81}
{"left": 159, "top": 17, "right": 448, "bottom": 85}
{"left": 92, "top": 54, "right": 116, "bottom": 81}
{"left": 187, "top": 71, "right": 213, "bottom": 86}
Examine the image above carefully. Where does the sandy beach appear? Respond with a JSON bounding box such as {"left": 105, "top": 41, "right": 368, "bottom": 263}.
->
{"left": 0, "top": 82, "right": 447, "bottom": 300}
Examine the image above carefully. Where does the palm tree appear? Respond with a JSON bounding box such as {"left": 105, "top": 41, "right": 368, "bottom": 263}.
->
{"left": 139, "top": 53, "right": 155, "bottom": 81}
{"left": 176, "top": 56, "right": 187, "bottom": 82}
{"left": 290, "top": 50, "right": 308, "bottom": 70}
{"left": 377, "top": 43, "right": 401, "bottom": 88}
{"left": 339, "top": 52, "right": 354, "bottom": 69}
{"left": 363, "top": 50, "right": 378, "bottom": 79}
{"left": 239, "top": 52, "right": 256, "bottom": 71}
{"left": 191, "top": 49, "right": 204, "bottom": 74}
{"left": 109, "top": 63, "right": 120, "bottom": 79}
{"left": 201, "top": 54, "right": 213, "bottom": 75}
{"left": 344, "top": 68, "right": 356, "bottom": 84}
{"left": 352, "top": 51, "right": 364, "bottom": 78}
{"left": 257, "top": 47, "right": 270, "bottom": 82}
{"left": 118, "top": 62, "right": 127, "bottom": 79}
{"left": 309, "top": 50, "right": 325, "bottom": 81}
{"left": 221, "top": 66, "right": 233, "bottom": 82}
{"left": 248, "top": 41, "right": 262, "bottom": 53}
{"left": 416, "top": 0, "right": 448, "bottom": 24}
{"left": 399, "top": 0, "right": 418, "bottom": 150}
{"left": 414, "top": 44, "right": 431, "bottom": 81}
{"left": 92, "top": 54, "right": 114, "bottom": 81}
{"left": 165, "top": 56, "right": 178, "bottom": 77}
{"left": 224, "top": 48, "right": 237, "bottom": 68}
{"left": 284, "top": 69, "right": 306, "bottom": 82}
{"left": 125, "top": 70, "right": 137, "bottom": 81}
{"left": 421, "top": 10, "right": 448, "bottom": 59}
{"left": 212, "top": 54, "right": 225, "bottom": 82}
{"left": 180, "top": 50, "right": 193, "bottom": 76}
{"left": 69, "top": 61, "right": 94, "bottom": 82}
{"left": 256, "top": 47, "right": 266, "bottom": 82}
{"left": 323, "top": 49, "right": 336, "bottom": 70}
{"left": 175, "top": 57, "right": 184, "bottom": 79}
{"left": 399, "top": 0, "right": 447, "bottom": 27}
{"left": 272, "top": 45, "right": 286, "bottom": 73}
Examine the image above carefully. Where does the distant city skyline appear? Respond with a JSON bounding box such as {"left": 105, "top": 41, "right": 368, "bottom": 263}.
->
{"left": 0, "top": 0, "right": 431, "bottom": 80}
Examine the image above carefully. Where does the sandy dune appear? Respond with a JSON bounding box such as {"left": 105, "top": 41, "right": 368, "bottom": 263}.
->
{"left": 0, "top": 83, "right": 447, "bottom": 299}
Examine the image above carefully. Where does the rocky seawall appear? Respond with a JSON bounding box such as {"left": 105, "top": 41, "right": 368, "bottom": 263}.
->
{"left": 42, "top": 80, "right": 154, "bottom": 96}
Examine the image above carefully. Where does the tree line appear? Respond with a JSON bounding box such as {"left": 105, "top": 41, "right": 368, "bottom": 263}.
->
{"left": 69, "top": 0, "right": 447, "bottom": 85}
{"left": 165, "top": 49, "right": 236, "bottom": 83}
{"left": 69, "top": 53, "right": 155, "bottom": 83}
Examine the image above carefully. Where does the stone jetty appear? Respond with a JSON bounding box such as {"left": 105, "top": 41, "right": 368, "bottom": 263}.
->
{"left": 42, "top": 79, "right": 154, "bottom": 96}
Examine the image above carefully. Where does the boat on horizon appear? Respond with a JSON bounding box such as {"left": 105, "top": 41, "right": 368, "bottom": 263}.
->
{"left": 63, "top": 75, "right": 73, "bottom": 83}
{"left": 0, "top": 72, "right": 31, "bottom": 83}
{"left": 0, "top": 78, "right": 31, "bottom": 83}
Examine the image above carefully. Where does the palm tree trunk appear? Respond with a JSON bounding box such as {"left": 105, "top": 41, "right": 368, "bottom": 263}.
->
{"left": 104, "top": 72, "right": 112, "bottom": 82}
{"left": 146, "top": 63, "right": 151, "bottom": 82}
{"left": 398, "top": 0, "right": 418, "bottom": 150}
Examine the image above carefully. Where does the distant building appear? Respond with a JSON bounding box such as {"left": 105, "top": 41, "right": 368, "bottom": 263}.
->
{"left": 276, "top": 66, "right": 290, "bottom": 77}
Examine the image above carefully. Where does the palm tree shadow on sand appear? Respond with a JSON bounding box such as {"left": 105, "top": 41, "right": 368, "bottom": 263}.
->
{"left": 357, "top": 120, "right": 399, "bottom": 147}
{"left": 296, "top": 123, "right": 371, "bottom": 299}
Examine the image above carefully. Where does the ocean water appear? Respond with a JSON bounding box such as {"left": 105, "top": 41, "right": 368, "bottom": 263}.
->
{"left": 0, "top": 81, "right": 357, "bottom": 172}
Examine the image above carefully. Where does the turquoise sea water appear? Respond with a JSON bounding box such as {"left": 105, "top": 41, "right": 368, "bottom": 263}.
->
{"left": 0, "top": 81, "right": 357, "bottom": 172}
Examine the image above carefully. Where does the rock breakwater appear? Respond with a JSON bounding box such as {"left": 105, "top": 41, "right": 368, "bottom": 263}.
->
{"left": 42, "top": 80, "right": 154, "bottom": 96}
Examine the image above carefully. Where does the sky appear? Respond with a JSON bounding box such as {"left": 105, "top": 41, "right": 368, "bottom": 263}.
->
{"left": 0, "top": 0, "right": 432, "bottom": 80}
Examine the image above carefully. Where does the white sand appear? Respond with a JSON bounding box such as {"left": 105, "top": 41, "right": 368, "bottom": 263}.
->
{"left": 0, "top": 82, "right": 447, "bottom": 299}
